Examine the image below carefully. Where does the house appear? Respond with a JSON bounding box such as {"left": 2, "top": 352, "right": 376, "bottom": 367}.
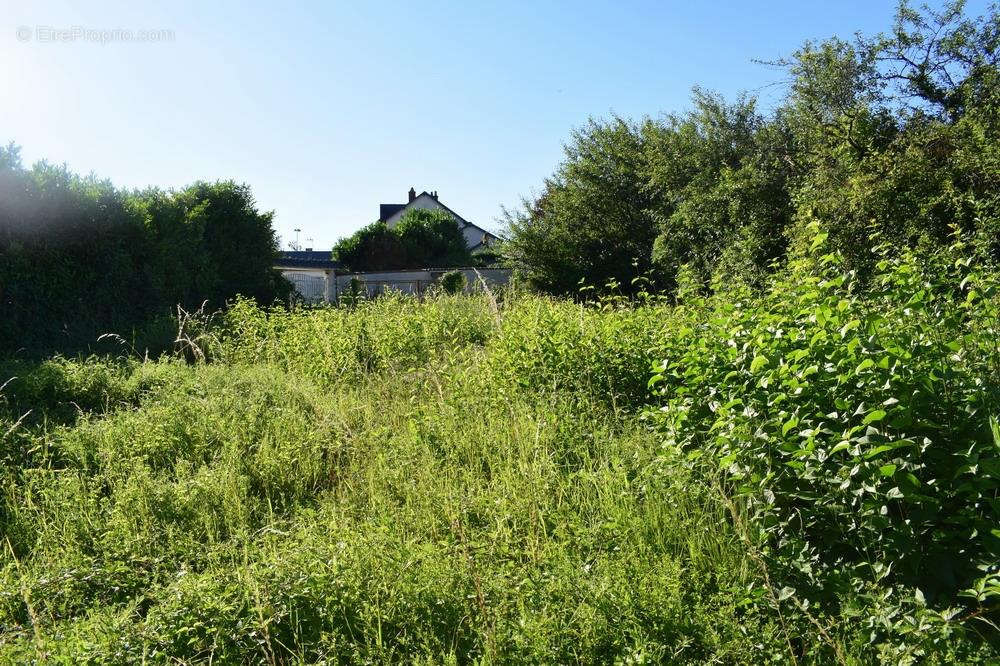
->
{"left": 274, "top": 188, "right": 509, "bottom": 303}
{"left": 379, "top": 187, "right": 497, "bottom": 252}
{"left": 274, "top": 250, "right": 340, "bottom": 302}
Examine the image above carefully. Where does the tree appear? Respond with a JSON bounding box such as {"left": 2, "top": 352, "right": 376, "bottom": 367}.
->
{"left": 503, "top": 1, "right": 1000, "bottom": 295}
{"left": 332, "top": 208, "right": 471, "bottom": 272}
{"left": 179, "top": 181, "right": 287, "bottom": 305}
{"left": 502, "top": 116, "right": 659, "bottom": 295}
{"left": 646, "top": 90, "right": 794, "bottom": 290}
{"left": 0, "top": 150, "right": 289, "bottom": 352}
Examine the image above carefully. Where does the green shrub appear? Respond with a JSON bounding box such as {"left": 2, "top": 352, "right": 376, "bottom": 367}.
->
{"left": 439, "top": 270, "right": 466, "bottom": 295}
{"left": 649, "top": 228, "right": 1000, "bottom": 661}
{"left": 0, "top": 147, "right": 289, "bottom": 354}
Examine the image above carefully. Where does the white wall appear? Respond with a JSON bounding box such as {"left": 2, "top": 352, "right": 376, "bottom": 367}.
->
{"left": 463, "top": 225, "right": 489, "bottom": 249}
{"left": 279, "top": 268, "right": 333, "bottom": 302}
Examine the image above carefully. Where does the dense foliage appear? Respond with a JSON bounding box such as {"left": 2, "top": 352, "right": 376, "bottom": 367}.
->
{"left": 1, "top": 231, "right": 997, "bottom": 661}
{"left": 651, "top": 229, "right": 1000, "bottom": 662}
{"left": 332, "top": 208, "right": 472, "bottom": 272}
{"left": 503, "top": 1, "right": 1000, "bottom": 294}
{"left": 0, "top": 145, "right": 289, "bottom": 353}
{"left": 439, "top": 269, "right": 467, "bottom": 295}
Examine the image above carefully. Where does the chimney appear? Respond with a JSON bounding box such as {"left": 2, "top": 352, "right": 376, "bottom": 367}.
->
{"left": 408, "top": 187, "right": 416, "bottom": 202}
{"left": 432, "top": 190, "right": 438, "bottom": 199}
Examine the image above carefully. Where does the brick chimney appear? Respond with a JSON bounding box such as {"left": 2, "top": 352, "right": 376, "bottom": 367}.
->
{"left": 408, "top": 187, "right": 416, "bottom": 202}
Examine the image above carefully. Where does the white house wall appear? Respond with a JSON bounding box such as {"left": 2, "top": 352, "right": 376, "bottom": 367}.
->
{"left": 462, "top": 225, "right": 487, "bottom": 248}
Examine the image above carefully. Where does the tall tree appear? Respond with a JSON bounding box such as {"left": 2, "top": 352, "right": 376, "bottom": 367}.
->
{"left": 502, "top": 116, "right": 658, "bottom": 295}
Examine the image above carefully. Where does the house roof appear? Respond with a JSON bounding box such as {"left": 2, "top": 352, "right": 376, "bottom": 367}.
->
{"left": 275, "top": 250, "right": 340, "bottom": 270}
{"left": 378, "top": 203, "right": 406, "bottom": 221}
{"left": 378, "top": 191, "right": 497, "bottom": 239}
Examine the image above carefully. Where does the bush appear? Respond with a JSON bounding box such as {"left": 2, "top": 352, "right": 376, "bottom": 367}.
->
{"left": 648, "top": 228, "right": 1000, "bottom": 661}
{"left": 333, "top": 208, "right": 472, "bottom": 272}
{"left": 0, "top": 145, "right": 289, "bottom": 353}
{"left": 439, "top": 270, "right": 466, "bottom": 295}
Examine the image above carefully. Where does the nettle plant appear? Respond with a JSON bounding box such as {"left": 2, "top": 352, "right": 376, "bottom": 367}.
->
{"left": 649, "top": 225, "right": 1000, "bottom": 651}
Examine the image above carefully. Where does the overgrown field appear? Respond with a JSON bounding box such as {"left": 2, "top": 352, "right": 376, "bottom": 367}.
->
{"left": 1, "top": 239, "right": 998, "bottom": 663}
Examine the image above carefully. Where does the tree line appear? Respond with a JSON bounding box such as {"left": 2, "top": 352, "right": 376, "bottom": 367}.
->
{"left": 503, "top": 1, "right": 1000, "bottom": 295}
{"left": 0, "top": 145, "right": 288, "bottom": 352}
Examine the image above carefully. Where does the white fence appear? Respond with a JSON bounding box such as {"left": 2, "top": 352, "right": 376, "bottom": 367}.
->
{"left": 281, "top": 268, "right": 512, "bottom": 304}
{"left": 333, "top": 268, "right": 511, "bottom": 301}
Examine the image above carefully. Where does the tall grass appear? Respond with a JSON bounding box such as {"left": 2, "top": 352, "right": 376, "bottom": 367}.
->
{"left": 0, "top": 247, "right": 997, "bottom": 663}
{"left": 0, "top": 327, "right": 757, "bottom": 663}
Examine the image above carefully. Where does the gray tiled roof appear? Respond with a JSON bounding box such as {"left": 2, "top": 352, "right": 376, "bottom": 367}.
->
{"left": 378, "top": 203, "right": 406, "bottom": 222}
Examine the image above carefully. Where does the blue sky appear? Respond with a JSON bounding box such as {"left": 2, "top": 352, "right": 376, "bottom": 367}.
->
{"left": 2, "top": 1, "right": 990, "bottom": 249}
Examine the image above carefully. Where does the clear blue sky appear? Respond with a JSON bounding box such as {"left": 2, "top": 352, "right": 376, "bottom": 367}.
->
{"left": 2, "top": 1, "right": 989, "bottom": 249}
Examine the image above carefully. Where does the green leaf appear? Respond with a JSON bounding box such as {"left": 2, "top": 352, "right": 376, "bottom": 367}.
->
{"left": 839, "top": 320, "right": 860, "bottom": 338}
{"left": 865, "top": 444, "right": 894, "bottom": 459}
{"left": 749, "top": 355, "right": 768, "bottom": 373}
{"left": 781, "top": 417, "right": 799, "bottom": 437}
{"left": 831, "top": 441, "right": 851, "bottom": 454}
{"left": 778, "top": 586, "right": 796, "bottom": 601}
{"left": 879, "top": 464, "right": 897, "bottom": 477}
{"left": 863, "top": 410, "right": 887, "bottom": 424}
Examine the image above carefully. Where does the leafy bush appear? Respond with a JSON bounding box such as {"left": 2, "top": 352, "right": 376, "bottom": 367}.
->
{"left": 439, "top": 269, "right": 466, "bottom": 295}
{"left": 649, "top": 228, "right": 1000, "bottom": 661}
{"left": 333, "top": 208, "right": 472, "bottom": 272}
{"left": 0, "top": 145, "right": 290, "bottom": 353}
